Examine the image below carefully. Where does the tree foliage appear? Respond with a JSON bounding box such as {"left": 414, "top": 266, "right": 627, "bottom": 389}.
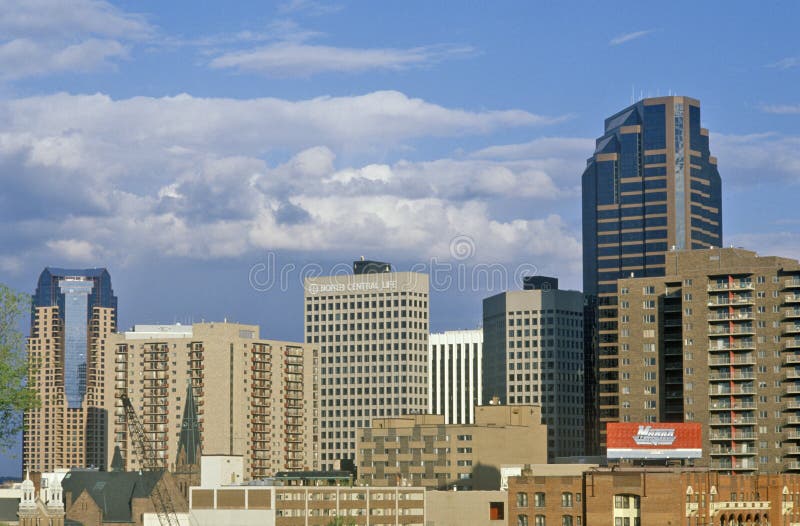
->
{"left": 0, "top": 284, "right": 39, "bottom": 451}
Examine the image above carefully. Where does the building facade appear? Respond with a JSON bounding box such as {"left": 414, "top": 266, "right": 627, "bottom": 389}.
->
{"left": 357, "top": 405, "right": 547, "bottom": 490}
{"left": 615, "top": 247, "right": 800, "bottom": 473}
{"left": 24, "top": 267, "right": 117, "bottom": 473}
{"left": 428, "top": 329, "right": 483, "bottom": 424}
{"left": 304, "top": 263, "right": 429, "bottom": 470}
{"left": 508, "top": 466, "right": 800, "bottom": 526}
{"left": 482, "top": 283, "right": 584, "bottom": 458}
{"left": 106, "top": 323, "right": 319, "bottom": 480}
{"left": 582, "top": 96, "right": 723, "bottom": 452}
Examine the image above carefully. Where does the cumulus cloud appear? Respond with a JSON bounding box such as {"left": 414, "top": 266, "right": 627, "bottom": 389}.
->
{"left": 761, "top": 104, "right": 800, "bottom": 115}
{"left": 0, "top": 0, "right": 151, "bottom": 80}
{"left": 0, "top": 90, "right": 583, "bottom": 277}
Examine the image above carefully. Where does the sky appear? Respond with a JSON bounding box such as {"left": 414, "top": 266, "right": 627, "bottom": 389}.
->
{"left": 1, "top": 0, "right": 800, "bottom": 474}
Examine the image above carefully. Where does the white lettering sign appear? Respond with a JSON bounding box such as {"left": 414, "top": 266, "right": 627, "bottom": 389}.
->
{"left": 632, "top": 426, "right": 676, "bottom": 446}
{"left": 308, "top": 280, "right": 398, "bottom": 295}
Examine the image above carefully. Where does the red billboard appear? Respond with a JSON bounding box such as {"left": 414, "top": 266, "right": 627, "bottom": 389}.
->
{"left": 607, "top": 423, "right": 702, "bottom": 459}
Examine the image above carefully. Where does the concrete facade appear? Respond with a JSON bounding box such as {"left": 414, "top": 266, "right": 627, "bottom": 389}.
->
{"left": 357, "top": 405, "right": 547, "bottom": 490}
{"left": 304, "top": 269, "right": 429, "bottom": 470}
{"left": 425, "top": 490, "right": 507, "bottom": 526}
{"left": 615, "top": 248, "right": 800, "bottom": 473}
{"left": 105, "top": 322, "right": 320, "bottom": 479}
{"left": 428, "top": 329, "right": 483, "bottom": 424}
{"left": 482, "top": 288, "right": 585, "bottom": 458}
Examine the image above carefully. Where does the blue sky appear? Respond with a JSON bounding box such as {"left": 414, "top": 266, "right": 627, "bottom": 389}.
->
{"left": 1, "top": 1, "right": 799, "bottom": 474}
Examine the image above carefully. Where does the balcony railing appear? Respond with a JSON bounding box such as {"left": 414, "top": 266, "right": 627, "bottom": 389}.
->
{"left": 708, "top": 282, "right": 755, "bottom": 292}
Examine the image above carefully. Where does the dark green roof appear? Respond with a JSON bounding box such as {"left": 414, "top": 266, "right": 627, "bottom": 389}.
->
{"left": 62, "top": 470, "right": 164, "bottom": 523}
{"left": 111, "top": 445, "right": 125, "bottom": 472}
{"left": 177, "top": 383, "right": 201, "bottom": 466}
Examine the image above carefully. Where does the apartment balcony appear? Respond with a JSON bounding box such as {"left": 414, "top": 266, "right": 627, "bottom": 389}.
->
{"left": 708, "top": 312, "right": 754, "bottom": 322}
{"left": 786, "top": 294, "right": 800, "bottom": 304}
{"left": 785, "top": 416, "right": 800, "bottom": 426}
{"left": 710, "top": 416, "right": 757, "bottom": 426}
{"left": 709, "top": 445, "right": 756, "bottom": 456}
{"left": 708, "top": 326, "right": 756, "bottom": 337}
{"left": 708, "top": 297, "right": 755, "bottom": 308}
{"left": 710, "top": 459, "right": 757, "bottom": 471}
{"left": 785, "top": 309, "right": 800, "bottom": 320}
{"left": 710, "top": 384, "right": 756, "bottom": 397}
{"left": 786, "top": 430, "right": 800, "bottom": 441}
{"left": 785, "top": 355, "right": 800, "bottom": 366}
{"left": 787, "top": 384, "right": 800, "bottom": 395}
{"left": 785, "top": 447, "right": 800, "bottom": 457}
{"left": 709, "top": 371, "right": 756, "bottom": 382}
{"left": 708, "top": 282, "right": 755, "bottom": 292}
{"left": 709, "top": 342, "right": 756, "bottom": 352}
{"left": 785, "top": 325, "right": 800, "bottom": 336}
{"left": 709, "top": 355, "right": 756, "bottom": 367}
{"left": 709, "top": 430, "right": 756, "bottom": 441}
{"left": 710, "top": 400, "right": 756, "bottom": 411}
{"left": 785, "top": 278, "right": 800, "bottom": 290}
{"left": 786, "top": 369, "right": 800, "bottom": 380}
{"left": 785, "top": 462, "right": 800, "bottom": 471}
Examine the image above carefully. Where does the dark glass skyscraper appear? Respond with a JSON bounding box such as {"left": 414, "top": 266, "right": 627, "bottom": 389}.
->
{"left": 581, "top": 96, "right": 722, "bottom": 452}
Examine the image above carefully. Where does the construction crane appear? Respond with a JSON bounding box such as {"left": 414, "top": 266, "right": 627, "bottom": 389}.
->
{"left": 120, "top": 393, "right": 181, "bottom": 526}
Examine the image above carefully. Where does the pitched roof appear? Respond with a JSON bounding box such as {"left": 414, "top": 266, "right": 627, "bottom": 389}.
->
{"left": 111, "top": 445, "right": 125, "bottom": 472}
{"left": 62, "top": 470, "right": 164, "bottom": 523}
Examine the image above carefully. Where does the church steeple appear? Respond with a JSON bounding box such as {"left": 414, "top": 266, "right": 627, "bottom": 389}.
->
{"left": 176, "top": 382, "right": 201, "bottom": 467}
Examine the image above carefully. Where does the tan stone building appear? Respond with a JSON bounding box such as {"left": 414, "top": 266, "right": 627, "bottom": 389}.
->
{"left": 24, "top": 268, "right": 117, "bottom": 473}
{"left": 304, "top": 261, "right": 429, "bottom": 470}
{"left": 509, "top": 465, "right": 800, "bottom": 526}
{"left": 357, "top": 405, "right": 547, "bottom": 490}
{"left": 612, "top": 247, "right": 800, "bottom": 473}
{"left": 189, "top": 484, "right": 425, "bottom": 526}
{"left": 106, "top": 322, "right": 319, "bottom": 480}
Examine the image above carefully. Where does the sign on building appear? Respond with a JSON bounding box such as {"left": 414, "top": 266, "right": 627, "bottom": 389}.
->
{"left": 607, "top": 423, "right": 702, "bottom": 459}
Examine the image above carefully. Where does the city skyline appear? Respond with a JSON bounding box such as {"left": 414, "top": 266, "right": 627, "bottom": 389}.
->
{"left": 2, "top": 1, "right": 800, "bottom": 477}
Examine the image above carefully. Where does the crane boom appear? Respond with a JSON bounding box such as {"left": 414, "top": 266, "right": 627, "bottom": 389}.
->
{"left": 121, "top": 394, "right": 181, "bottom": 526}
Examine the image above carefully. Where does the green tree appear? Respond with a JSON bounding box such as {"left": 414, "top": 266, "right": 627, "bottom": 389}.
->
{"left": 0, "top": 284, "right": 39, "bottom": 451}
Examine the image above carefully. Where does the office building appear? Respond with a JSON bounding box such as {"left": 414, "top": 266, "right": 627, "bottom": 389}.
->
{"left": 582, "top": 96, "right": 723, "bottom": 451}
{"left": 24, "top": 267, "right": 117, "bottom": 473}
{"left": 304, "top": 262, "right": 429, "bottom": 470}
{"left": 357, "top": 405, "right": 547, "bottom": 490}
{"left": 614, "top": 247, "right": 800, "bottom": 473}
{"left": 428, "top": 329, "right": 483, "bottom": 424}
{"left": 508, "top": 465, "right": 800, "bottom": 526}
{"left": 482, "top": 281, "right": 584, "bottom": 458}
{"left": 106, "top": 322, "right": 319, "bottom": 479}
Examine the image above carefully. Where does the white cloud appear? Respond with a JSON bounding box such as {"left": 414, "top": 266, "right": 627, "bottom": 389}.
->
{"left": 726, "top": 232, "right": 800, "bottom": 262}
{"left": 766, "top": 57, "right": 800, "bottom": 70}
{"left": 0, "top": 0, "right": 151, "bottom": 80}
{"left": 277, "top": 0, "right": 343, "bottom": 16}
{"left": 609, "top": 29, "right": 654, "bottom": 46}
{"left": 470, "top": 137, "right": 592, "bottom": 160}
{"left": 210, "top": 42, "right": 474, "bottom": 76}
{"left": 712, "top": 132, "right": 800, "bottom": 184}
{"left": 761, "top": 104, "right": 800, "bottom": 115}
{"left": 0, "top": 89, "right": 582, "bottom": 275}
{"left": 46, "top": 239, "right": 100, "bottom": 263}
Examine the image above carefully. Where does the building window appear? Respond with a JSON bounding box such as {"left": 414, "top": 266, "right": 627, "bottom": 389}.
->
{"left": 518, "top": 515, "right": 529, "bottom": 526}
{"left": 534, "top": 493, "right": 545, "bottom": 507}
{"left": 562, "top": 516, "right": 573, "bottom": 526}
{"left": 517, "top": 493, "right": 529, "bottom": 507}
{"left": 561, "top": 492, "right": 573, "bottom": 507}
{"left": 489, "top": 502, "right": 505, "bottom": 521}
{"left": 535, "top": 516, "right": 546, "bottom": 526}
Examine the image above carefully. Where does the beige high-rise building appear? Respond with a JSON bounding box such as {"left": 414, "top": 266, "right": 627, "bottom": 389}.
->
{"left": 357, "top": 405, "right": 547, "bottom": 490}
{"left": 482, "top": 277, "right": 585, "bottom": 459}
{"left": 615, "top": 247, "right": 800, "bottom": 472}
{"left": 106, "top": 322, "right": 319, "bottom": 480}
{"left": 24, "top": 268, "right": 117, "bottom": 474}
{"left": 304, "top": 260, "right": 429, "bottom": 470}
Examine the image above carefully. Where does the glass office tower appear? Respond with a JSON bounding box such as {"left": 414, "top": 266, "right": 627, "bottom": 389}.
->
{"left": 25, "top": 267, "right": 117, "bottom": 472}
{"left": 581, "top": 96, "right": 722, "bottom": 453}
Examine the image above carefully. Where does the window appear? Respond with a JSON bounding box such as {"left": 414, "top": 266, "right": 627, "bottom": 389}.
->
{"left": 534, "top": 493, "right": 545, "bottom": 507}
{"left": 562, "top": 516, "right": 573, "bottom": 526}
{"left": 517, "top": 493, "right": 529, "bottom": 507}
{"left": 489, "top": 502, "right": 505, "bottom": 521}
{"left": 561, "top": 492, "right": 573, "bottom": 507}
{"left": 535, "top": 516, "right": 546, "bottom": 526}
{"left": 518, "top": 515, "right": 529, "bottom": 526}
